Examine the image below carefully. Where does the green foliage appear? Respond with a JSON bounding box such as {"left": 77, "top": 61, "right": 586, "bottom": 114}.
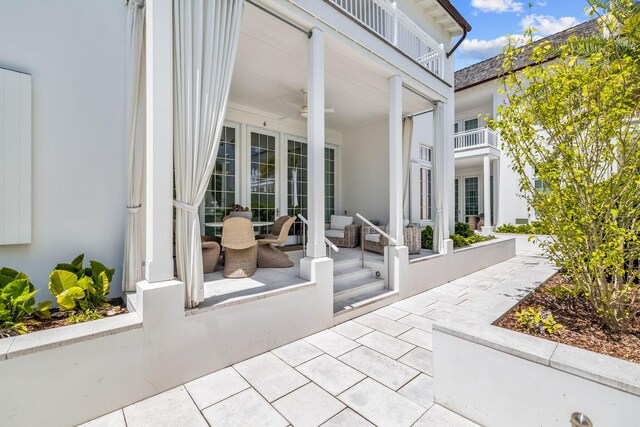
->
{"left": 65, "top": 310, "right": 103, "bottom": 325}
{"left": 454, "top": 222, "right": 475, "bottom": 238}
{"left": 0, "top": 268, "right": 51, "bottom": 334}
{"left": 421, "top": 226, "right": 434, "bottom": 250}
{"left": 466, "top": 234, "right": 496, "bottom": 245}
{"left": 48, "top": 254, "right": 114, "bottom": 311}
{"left": 449, "top": 234, "right": 470, "bottom": 248}
{"left": 495, "top": 223, "right": 549, "bottom": 234}
{"left": 492, "top": 0, "right": 640, "bottom": 331}
{"left": 516, "top": 307, "right": 563, "bottom": 335}
{"left": 547, "top": 284, "right": 583, "bottom": 301}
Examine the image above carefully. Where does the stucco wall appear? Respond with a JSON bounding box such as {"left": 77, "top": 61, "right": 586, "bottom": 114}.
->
{"left": 0, "top": 0, "right": 128, "bottom": 297}
{"left": 341, "top": 119, "right": 390, "bottom": 224}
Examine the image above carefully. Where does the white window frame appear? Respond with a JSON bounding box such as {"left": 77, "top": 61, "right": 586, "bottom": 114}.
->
{"left": 417, "top": 144, "right": 433, "bottom": 221}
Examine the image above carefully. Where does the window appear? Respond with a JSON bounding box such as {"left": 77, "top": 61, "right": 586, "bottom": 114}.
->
{"left": 250, "top": 131, "right": 277, "bottom": 234}
{"left": 454, "top": 178, "right": 460, "bottom": 222}
{"left": 287, "top": 138, "right": 307, "bottom": 237}
{"left": 420, "top": 167, "right": 432, "bottom": 221}
{"left": 325, "top": 147, "right": 336, "bottom": 222}
{"left": 454, "top": 122, "right": 459, "bottom": 134}
{"left": 464, "top": 118, "right": 479, "bottom": 131}
{"left": 464, "top": 177, "right": 479, "bottom": 216}
{"left": 203, "top": 125, "right": 236, "bottom": 235}
{"left": 419, "top": 145, "right": 432, "bottom": 162}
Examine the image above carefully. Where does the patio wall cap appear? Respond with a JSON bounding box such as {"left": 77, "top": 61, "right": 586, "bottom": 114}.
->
{"left": 550, "top": 343, "right": 640, "bottom": 397}
{"left": 434, "top": 319, "right": 557, "bottom": 366}
{"left": 451, "top": 235, "right": 515, "bottom": 254}
{"left": 2, "top": 312, "right": 142, "bottom": 361}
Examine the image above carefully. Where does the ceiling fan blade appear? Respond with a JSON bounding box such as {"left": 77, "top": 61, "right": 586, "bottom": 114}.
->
{"left": 277, "top": 114, "right": 302, "bottom": 121}
{"left": 325, "top": 108, "right": 335, "bottom": 114}
{"left": 285, "top": 101, "right": 301, "bottom": 109}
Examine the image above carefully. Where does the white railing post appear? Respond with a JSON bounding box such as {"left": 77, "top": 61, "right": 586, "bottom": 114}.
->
{"left": 392, "top": 2, "right": 398, "bottom": 46}
{"left": 484, "top": 128, "right": 489, "bottom": 147}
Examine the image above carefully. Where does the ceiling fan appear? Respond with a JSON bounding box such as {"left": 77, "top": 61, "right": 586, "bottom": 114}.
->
{"left": 278, "top": 89, "right": 335, "bottom": 120}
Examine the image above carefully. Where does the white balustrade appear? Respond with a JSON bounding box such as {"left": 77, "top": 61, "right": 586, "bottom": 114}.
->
{"left": 454, "top": 128, "right": 499, "bottom": 150}
{"left": 329, "top": 0, "right": 444, "bottom": 77}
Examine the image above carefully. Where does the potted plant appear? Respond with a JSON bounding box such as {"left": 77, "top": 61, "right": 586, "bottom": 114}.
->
{"left": 228, "top": 204, "right": 252, "bottom": 220}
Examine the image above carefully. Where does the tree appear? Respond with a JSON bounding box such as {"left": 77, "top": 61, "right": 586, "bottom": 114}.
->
{"left": 492, "top": 0, "right": 640, "bottom": 332}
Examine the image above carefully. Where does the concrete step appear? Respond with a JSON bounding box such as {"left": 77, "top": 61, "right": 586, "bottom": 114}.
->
{"left": 332, "top": 259, "right": 363, "bottom": 276}
{"left": 333, "top": 289, "right": 398, "bottom": 315}
{"left": 333, "top": 276, "right": 386, "bottom": 301}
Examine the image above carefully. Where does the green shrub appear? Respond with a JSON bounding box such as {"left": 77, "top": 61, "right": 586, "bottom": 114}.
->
{"left": 421, "top": 226, "right": 433, "bottom": 250}
{"left": 454, "top": 222, "right": 474, "bottom": 238}
{"left": 48, "top": 254, "right": 115, "bottom": 311}
{"left": 0, "top": 268, "right": 51, "bottom": 334}
{"left": 466, "top": 234, "right": 496, "bottom": 244}
{"left": 65, "top": 310, "right": 103, "bottom": 325}
{"left": 516, "top": 307, "right": 563, "bottom": 335}
{"left": 547, "top": 284, "right": 583, "bottom": 301}
{"left": 449, "top": 234, "right": 470, "bottom": 248}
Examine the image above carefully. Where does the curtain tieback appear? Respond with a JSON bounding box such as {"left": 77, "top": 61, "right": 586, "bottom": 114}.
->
{"left": 173, "top": 200, "right": 199, "bottom": 213}
{"left": 127, "top": 204, "right": 142, "bottom": 213}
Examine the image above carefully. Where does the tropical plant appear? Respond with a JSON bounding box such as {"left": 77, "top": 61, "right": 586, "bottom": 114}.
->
{"left": 65, "top": 310, "right": 103, "bottom": 325}
{"left": 0, "top": 268, "right": 51, "bottom": 334}
{"left": 454, "top": 222, "right": 475, "bottom": 238}
{"left": 516, "top": 307, "right": 563, "bottom": 335}
{"left": 449, "top": 234, "right": 470, "bottom": 248}
{"left": 491, "top": 0, "right": 640, "bottom": 332}
{"left": 48, "top": 254, "right": 114, "bottom": 311}
{"left": 421, "top": 226, "right": 434, "bottom": 250}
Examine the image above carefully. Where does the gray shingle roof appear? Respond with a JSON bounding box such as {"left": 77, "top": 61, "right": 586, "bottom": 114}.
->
{"left": 455, "top": 19, "right": 600, "bottom": 91}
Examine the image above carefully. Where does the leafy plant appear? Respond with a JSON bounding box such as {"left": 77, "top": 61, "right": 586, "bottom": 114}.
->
{"left": 421, "top": 225, "right": 433, "bottom": 250}
{"left": 516, "top": 306, "right": 563, "bottom": 335}
{"left": 454, "top": 222, "right": 475, "bottom": 238}
{"left": 547, "top": 284, "right": 583, "bottom": 301}
{"left": 65, "top": 310, "right": 103, "bottom": 325}
{"left": 491, "top": 0, "right": 640, "bottom": 331}
{"left": 0, "top": 268, "right": 51, "bottom": 334}
{"left": 466, "top": 234, "right": 496, "bottom": 244}
{"left": 449, "top": 234, "right": 470, "bottom": 248}
{"left": 48, "top": 254, "right": 114, "bottom": 311}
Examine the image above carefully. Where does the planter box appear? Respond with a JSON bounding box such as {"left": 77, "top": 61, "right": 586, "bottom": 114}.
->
{"left": 432, "top": 272, "right": 640, "bottom": 427}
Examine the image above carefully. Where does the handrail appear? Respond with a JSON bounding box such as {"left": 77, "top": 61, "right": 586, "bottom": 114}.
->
{"left": 356, "top": 213, "right": 397, "bottom": 245}
{"left": 297, "top": 214, "right": 339, "bottom": 255}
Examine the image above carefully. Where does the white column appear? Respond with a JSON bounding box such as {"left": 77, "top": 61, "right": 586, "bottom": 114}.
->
{"left": 493, "top": 158, "right": 500, "bottom": 226}
{"left": 144, "top": 0, "right": 174, "bottom": 283}
{"left": 389, "top": 75, "right": 403, "bottom": 246}
{"left": 482, "top": 155, "right": 492, "bottom": 233}
{"left": 307, "top": 28, "right": 325, "bottom": 258}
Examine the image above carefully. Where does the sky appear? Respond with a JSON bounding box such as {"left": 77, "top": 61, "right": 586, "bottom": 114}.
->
{"left": 452, "top": 0, "right": 592, "bottom": 70}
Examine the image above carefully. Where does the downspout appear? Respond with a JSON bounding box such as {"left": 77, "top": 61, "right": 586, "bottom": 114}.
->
{"left": 446, "top": 27, "right": 467, "bottom": 58}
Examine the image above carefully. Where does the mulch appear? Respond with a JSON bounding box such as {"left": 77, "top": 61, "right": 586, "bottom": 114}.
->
{"left": 0, "top": 298, "right": 128, "bottom": 339}
{"left": 496, "top": 274, "right": 640, "bottom": 364}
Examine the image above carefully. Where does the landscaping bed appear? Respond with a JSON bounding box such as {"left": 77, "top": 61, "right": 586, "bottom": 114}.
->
{"left": 0, "top": 297, "right": 128, "bottom": 339}
{"left": 496, "top": 273, "right": 640, "bottom": 364}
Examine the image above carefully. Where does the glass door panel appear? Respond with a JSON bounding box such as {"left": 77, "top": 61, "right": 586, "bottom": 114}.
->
{"left": 250, "top": 131, "right": 277, "bottom": 234}
{"left": 204, "top": 126, "right": 236, "bottom": 236}
{"left": 464, "top": 177, "right": 479, "bottom": 217}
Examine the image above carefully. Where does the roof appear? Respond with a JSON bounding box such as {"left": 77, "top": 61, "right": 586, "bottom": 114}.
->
{"left": 455, "top": 19, "right": 600, "bottom": 92}
{"left": 436, "top": 0, "right": 472, "bottom": 33}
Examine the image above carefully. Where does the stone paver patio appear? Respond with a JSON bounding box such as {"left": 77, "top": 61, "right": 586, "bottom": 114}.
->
{"left": 80, "top": 237, "right": 551, "bottom": 427}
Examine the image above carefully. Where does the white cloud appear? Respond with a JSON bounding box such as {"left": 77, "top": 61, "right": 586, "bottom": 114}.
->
{"left": 471, "top": 0, "right": 524, "bottom": 13}
{"left": 459, "top": 34, "right": 536, "bottom": 60}
{"left": 521, "top": 14, "right": 580, "bottom": 36}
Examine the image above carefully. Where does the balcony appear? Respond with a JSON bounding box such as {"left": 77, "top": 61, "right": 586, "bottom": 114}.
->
{"left": 454, "top": 128, "right": 499, "bottom": 151}
{"left": 328, "top": 0, "right": 445, "bottom": 77}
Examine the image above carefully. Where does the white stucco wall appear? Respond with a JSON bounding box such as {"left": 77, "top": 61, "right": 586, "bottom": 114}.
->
{"left": 341, "top": 119, "right": 390, "bottom": 224}
{"left": 0, "top": 0, "right": 127, "bottom": 297}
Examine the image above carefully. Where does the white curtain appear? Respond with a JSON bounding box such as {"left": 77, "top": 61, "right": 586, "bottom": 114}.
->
{"left": 402, "top": 116, "right": 413, "bottom": 220}
{"left": 433, "top": 103, "right": 446, "bottom": 254}
{"left": 173, "top": 0, "right": 244, "bottom": 307}
{"left": 123, "top": 0, "right": 146, "bottom": 292}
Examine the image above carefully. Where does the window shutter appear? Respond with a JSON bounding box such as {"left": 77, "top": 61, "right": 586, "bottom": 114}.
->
{"left": 1, "top": 68, "right": 32, "bottom": 245}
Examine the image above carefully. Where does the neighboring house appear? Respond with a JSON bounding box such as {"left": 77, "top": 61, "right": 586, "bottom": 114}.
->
{"left": 0, "top": 2, "right": 516, "bottom": 424}
{"left": 453, "top": 19, "right": 600, "bottom": 228}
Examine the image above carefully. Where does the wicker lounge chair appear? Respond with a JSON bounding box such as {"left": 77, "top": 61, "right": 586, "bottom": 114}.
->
{"left": 256, "top": 215, "right": 291, "bottom": 240}
{"left": 257, "top": 216, "right": 296, "bottom": 268}
{"left": 221, "top": 217, "right": 257, "bottom": 278}
{"left": 362, "top": 225, "right": 421, "bottom": 255}
{"left": 325, "top": 215, "right": 360, "bottom": 248}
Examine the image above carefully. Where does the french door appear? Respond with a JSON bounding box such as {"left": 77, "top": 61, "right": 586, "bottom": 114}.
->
{"left": 464, "top": 176, "right": 479, "bottom": 217}
{"left": 250, "top": 129, "right": 279, "bottom": 234}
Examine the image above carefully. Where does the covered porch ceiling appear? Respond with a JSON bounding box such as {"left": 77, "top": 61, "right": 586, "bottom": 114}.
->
{"left": 229, "top": 3, "right": 433, "bottom": 133}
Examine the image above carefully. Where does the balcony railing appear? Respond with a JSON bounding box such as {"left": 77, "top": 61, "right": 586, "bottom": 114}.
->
{"left": 328, "top": 0, "right": 445, "bottom": 77}
{"left": 454, "top": 128, "right": 499, "bottom": 151}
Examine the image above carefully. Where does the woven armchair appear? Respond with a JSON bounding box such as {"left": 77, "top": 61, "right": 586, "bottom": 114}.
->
{"left": 221, "top": 217, "right": 257, "bottom": 278}
{"left": 362, "top": 226, "right": 422, "bottom": 255}
{"left": 257, "top": 216, "right": 296, "bottom": 268}
{"left": 325, "top": 217, "right": 360, "bottom": 248}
